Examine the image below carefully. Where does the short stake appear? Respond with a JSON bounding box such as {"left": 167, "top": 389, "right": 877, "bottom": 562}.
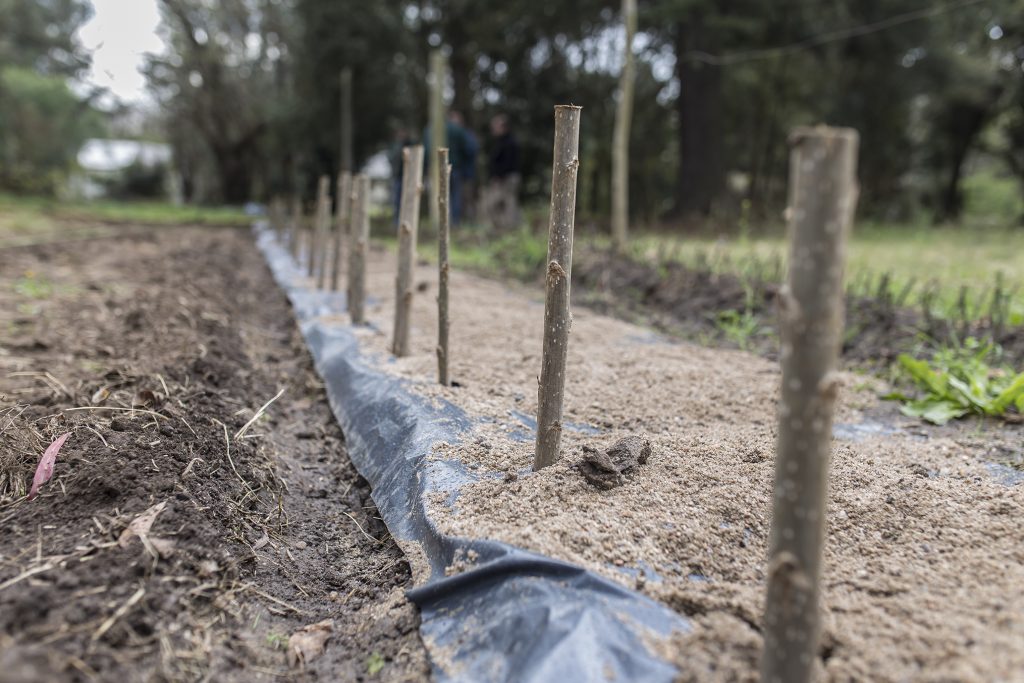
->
{"left": 332, "top": 171, "right": 352, "bottom": 292}
{"left": 289, "top": 195, "right": 301, "bottom": 261}
{"left": 307, "top": 177, "right": 326, "bottom": 278}
{"left": 393, "top": 145, "right": 424, "bottom": 356}
{"left": 347, "top": 174, "right": 370, "bottom": 324}
{"left": 437, "top": 148, "right": 451, "bottom": 386}
{"left": 534, "top": 105, "right": 582, "bottom": 471}
{"left": 761, "top": 125, "right": 859, "bottom": 683}
{"left": 314, "top": 175, "right": 331, "bottom": 288}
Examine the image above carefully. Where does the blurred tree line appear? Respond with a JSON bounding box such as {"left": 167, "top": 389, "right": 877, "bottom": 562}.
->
{"left": 0, "top": 0, "right": 103, "bottom": 195}
{"left": 3, "top": 0, "right": 1022, "bottom": 228}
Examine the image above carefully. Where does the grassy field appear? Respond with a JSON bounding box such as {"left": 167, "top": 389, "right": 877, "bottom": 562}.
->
{"left": 0, "top": 194, "right": 250, "bottom": 248}
{"left": 628, "top": 222, "right": 1024, "bottom": 322}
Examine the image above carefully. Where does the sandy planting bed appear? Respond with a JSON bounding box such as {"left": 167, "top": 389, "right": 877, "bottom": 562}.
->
{"left": 332, "top": 243, "right": 1024, "bottom": 682}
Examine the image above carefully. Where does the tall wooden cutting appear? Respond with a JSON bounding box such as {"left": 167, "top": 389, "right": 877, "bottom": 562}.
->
{"left": 534, "top": 105, "right": 582, "bottom": 470}
{"left": 761, "top": 126, "right": 859, "bottom": 683}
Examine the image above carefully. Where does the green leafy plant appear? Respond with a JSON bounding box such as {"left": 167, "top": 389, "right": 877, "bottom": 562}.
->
{"left": 265, "top": 632, "right": 287, "bottom": 650}
{"left": 366, "top": 652, "right": 385, "bottom": 676}
{"left": 888, "top": 339, "right": 1024, "bottom": 425}
{"left": 715, "top": 309, "right": 762, "bottom": 350}
{"left": 15, "top": 272, "right": 52, "bottom": 298}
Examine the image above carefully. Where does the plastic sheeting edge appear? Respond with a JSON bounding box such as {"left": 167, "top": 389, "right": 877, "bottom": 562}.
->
{"left": 254, "top": 226, "right": 690, "bottom": 682}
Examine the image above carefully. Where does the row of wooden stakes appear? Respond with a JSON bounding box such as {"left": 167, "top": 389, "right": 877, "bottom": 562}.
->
{"left": 266, "top": 145, "right": 455, "bottom": 387}
{"left": 271, "top": 104, "right": 863, "bottom": 683}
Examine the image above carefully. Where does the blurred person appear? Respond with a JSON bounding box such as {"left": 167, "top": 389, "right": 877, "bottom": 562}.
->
{"left": 461, "top": 118, "right": 480, "bottom": 222}
{"left": 484, "top": 114, "right": 521, "bottom": 232}
{"left": 424, "top": 111, "right": 474, "bottom": 226}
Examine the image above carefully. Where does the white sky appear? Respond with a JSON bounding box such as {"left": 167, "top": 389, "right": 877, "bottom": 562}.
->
{"left": 78, "top": 0, "right": 163, "bottom": 105}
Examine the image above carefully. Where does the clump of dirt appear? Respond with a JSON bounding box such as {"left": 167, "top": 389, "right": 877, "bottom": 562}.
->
{"left": 0, "top": 226, "right": 427, "bottom": 681}
{"left": 578, "top": 435, "right": 650, "bottom": 489}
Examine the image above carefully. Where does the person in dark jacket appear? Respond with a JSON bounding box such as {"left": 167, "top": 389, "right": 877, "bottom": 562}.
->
{"left": 484, "top": 114, "right": 521, "bottom": 231}
{"left": 423, "top": 111, "right": 475, "bottom": 226}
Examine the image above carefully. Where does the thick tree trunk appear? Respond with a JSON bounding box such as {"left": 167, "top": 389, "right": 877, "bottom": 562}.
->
{"left": 611, "top": 0, "right": 637, "bottom": 250}
{"left": 761, "top": 126, "right": 859, "bottom": 683}
{"left": 450, "top": 49, "right": 473, "bottom": 124}
{"left": 534, "top": 106, "right": 582, "bottom": 471}
{"left": 673, "top": 16, "right": 724, "bottom": 220}
{"left": 934, "top": 86, "right": 1002, "bottom": 223}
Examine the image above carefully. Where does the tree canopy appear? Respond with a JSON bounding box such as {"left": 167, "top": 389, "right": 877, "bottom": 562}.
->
{"left": 14, "top": 0, "right": 1020, "bottom": 225}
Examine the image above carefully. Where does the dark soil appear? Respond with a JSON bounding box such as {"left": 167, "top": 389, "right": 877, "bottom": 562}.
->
{"left": 0, "top": 226, "right": 427, "bottom": 681}
{"left": 570, "top": 247, "right": 1024, "bottom": 369}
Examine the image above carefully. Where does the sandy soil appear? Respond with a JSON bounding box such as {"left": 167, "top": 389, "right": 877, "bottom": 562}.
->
{"left": 0, "top": 227, "right": 427, "bottom": 682}
{"left": 339, "top": 244, "right": 1024, "bottom": 682}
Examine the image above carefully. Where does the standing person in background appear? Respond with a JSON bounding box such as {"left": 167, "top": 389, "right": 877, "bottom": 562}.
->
{"left": 424, "top": 111, "right": 474, "bottom": 226}
{"left": 461, "top": 118, "right": 480, "bottom": 223}
{"left": 389, "top": 126, "right": 415, "bottom": 225}
{"left": 484, "top": 114, "right": 521, "bottom": 232}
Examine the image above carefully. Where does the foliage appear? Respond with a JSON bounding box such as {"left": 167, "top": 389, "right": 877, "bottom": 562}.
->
{"left": 134, "top": 0, "right": 1024, "bottom": 224}
{"left": 889, "top": 340, "right": 1024, "bottom": 424}
{"left": 0, "top": 67, "right": 103, "bottom": 195}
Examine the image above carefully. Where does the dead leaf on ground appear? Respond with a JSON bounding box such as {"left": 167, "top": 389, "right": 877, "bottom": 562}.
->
{"left": 118, "top": 502, "right": 173, "bottom": 557}
{"left": 287, "top": 619, "right": 334, "bottom": 668}
{"left": 27, "top": 432, "right": 71, "bottom": 500}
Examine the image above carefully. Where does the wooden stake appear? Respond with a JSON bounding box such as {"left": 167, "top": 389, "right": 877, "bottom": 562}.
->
{"left": 348, "top": 174, "right": 370, "bottom": 324}
{"left": 311, "top": 175, "right": 329, "bottom": 285}
{"left": 393, "top": 145, "right": 424, "bottom": 356}
{"left": 437, "top": 148, "right": 451, "bottom": 386}
{"left": 611, "top": 0, "right": 637, "bottom": 251}
{"left": 428, "top": 50, "right": 446, "bottom": 234}
{"left": 534, "top": 105, "right": 582, "bottom": 471}
{"left": 332, "top": 171, "right": 352, "bottom": 291}
{"left": 269, "top": 196, "right": 282, "bottom": 237}
{"left": 761, "top": 125, "right": 859, "bottom": 683}
{"left": 289, "top": 195, "right": 301, "bottom": 261}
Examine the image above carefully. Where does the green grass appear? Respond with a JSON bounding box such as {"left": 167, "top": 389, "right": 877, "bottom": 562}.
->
{"left": 0, "top": 193, "right": 249, "bottom": 225}
{"left": 627, "top": 221, "right": 1024, "bottom": 324}
{"left": 0, "top": 193, "right": 251, "bottom": 247}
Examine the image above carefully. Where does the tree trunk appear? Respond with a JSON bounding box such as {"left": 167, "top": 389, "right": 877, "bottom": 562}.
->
{"left": 339, "top": 68, "right": 353, "bottom": 174}
{"left": 611, "top": 0, "right": 637, "bottom": 250}
{"left": 534, "top": 106, "right": 582, "bottom": 471}
{"left": 393, "top": 145, "right": 425, "bottom": 357}
{"left": 429, "top": 50, "right": 446, "bottom": 234}
{"left": 761, "top": 126, "right": 859, "bottom": 683}
{"left": 673, "top": 16, "right": 724, "bottom": 220}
